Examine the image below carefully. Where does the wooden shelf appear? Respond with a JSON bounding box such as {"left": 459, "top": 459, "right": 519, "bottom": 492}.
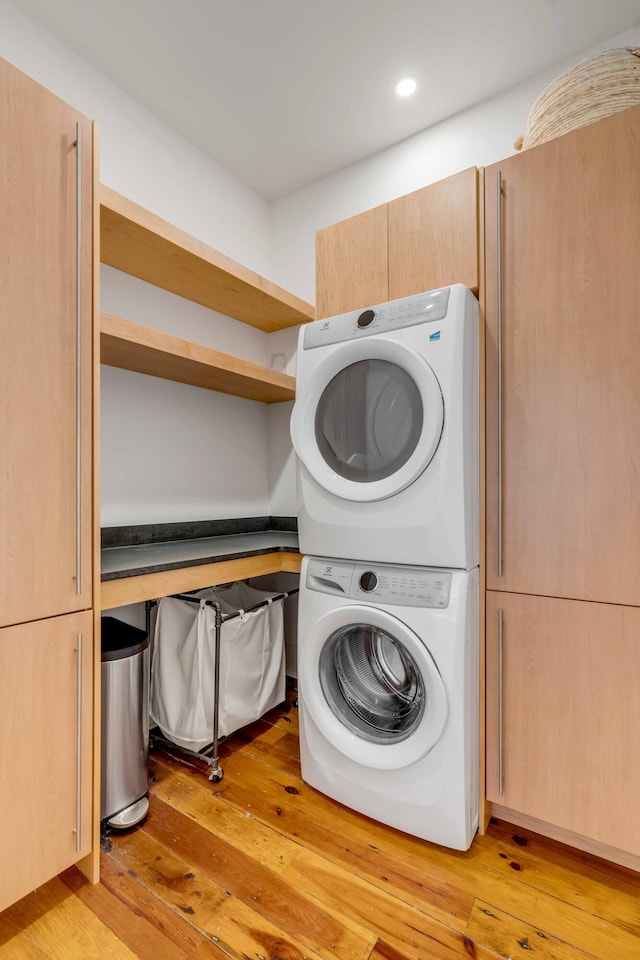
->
{"left": 100, "top": 552, "right": 303, "bottom": 609}
{"left": 99, "top": 186, "right": 315, "bottom": 333}
{"left": 101, "top": 313, "right": 296, "bottom": 403}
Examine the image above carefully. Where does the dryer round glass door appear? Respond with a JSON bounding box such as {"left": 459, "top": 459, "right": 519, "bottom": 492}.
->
{"left": 315, "top": 360, "right": 423, "bottom": 484}
{"left": 300, "top": 605, "right": 448, "bottom": 770}
{"left": 290, "top": 339, "right": 444, "bottom": 502}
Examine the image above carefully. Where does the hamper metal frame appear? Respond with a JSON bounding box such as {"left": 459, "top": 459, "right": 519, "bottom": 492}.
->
{"left": 146, "top": 586, "right": 298, "bottom": 782}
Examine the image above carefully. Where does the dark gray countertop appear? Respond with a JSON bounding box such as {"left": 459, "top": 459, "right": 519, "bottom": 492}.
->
{"left": 101, "top": 530, "right": 300, "bottom": 581}
{"left": 101, "top": 516, "right": 296, "bottom": 548}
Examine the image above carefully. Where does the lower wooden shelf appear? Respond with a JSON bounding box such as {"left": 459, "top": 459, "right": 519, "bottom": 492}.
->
{"left": 101, "top": 313, "right": 296, "bottom": 403}
{"left": 100, "top": 551, "right": 303, "bottom": 609}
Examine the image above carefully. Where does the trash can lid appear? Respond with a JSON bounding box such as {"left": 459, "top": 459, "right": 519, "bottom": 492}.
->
{"left": 101, "top": 617, "right": 149, "bottom": 661}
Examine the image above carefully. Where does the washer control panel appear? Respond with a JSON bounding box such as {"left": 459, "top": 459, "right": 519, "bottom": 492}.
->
{"left": 306, "top": 559, "right": 452, "bottom": 608}
{"left": 304, "top": 287, "right": 451, "bottom": 350}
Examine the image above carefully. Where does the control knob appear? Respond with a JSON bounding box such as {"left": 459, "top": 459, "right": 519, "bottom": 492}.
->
{"left": 357, "top": 309, "right": 376, "bottom": 328}
{"left": 359, "top": 571, "right": 378, "bottom": 592}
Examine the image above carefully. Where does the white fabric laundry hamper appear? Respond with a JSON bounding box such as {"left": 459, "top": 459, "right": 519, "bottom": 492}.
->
{"left": 150, "top": 582, "right": 286, "bottom": 752}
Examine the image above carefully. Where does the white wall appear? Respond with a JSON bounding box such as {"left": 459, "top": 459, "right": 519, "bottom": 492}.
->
{"left": 270, "top": 25, "right": 640, "bottom": 304}
{"left": 0, "top": 2, "right": 270, "bottom": 272}
{"left": 266, "top": 326, "right": 299, "bottom": 517}
{"left": 99, "top": 266, "right": 275, "bottom": 525}
{"left": 268, "top": 400, "right": 297, "bottom": 517}
{"left": 0, "top": 0, "right": 278, "bottom": 526}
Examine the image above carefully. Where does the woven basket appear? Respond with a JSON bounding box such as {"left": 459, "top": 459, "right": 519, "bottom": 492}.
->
{"left": 515, "top": 47, "right": 640, "bottom": 151}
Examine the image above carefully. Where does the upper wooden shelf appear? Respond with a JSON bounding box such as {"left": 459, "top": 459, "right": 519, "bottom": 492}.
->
{"left": 101, "top": 313, "right": 296, "bottom": 403}
{"left": 99, "top": 186, "right": 315, "bottom": 333}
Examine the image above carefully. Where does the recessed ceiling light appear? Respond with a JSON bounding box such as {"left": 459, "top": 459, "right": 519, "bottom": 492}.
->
{"left": 395, "top": 76, "right": 417, "bottom": 98}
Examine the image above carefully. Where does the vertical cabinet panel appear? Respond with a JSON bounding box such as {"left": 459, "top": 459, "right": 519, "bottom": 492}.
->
{"left": 485, "top": 106, "right": 640, "bottom": 605}
{"left": 486, "top": 591, "right": 640, "bottom": 855}
{"left": 315, "top": 204, "right": 388, "bottom": 319}
{"left": 0, "top": 59, "right": 93, "bottom": 628}
{"left": 388, "top": 167, "right": 478, "bottom": 298}
{"left": 0, "top": 611, "right": 94, "bottom": 911}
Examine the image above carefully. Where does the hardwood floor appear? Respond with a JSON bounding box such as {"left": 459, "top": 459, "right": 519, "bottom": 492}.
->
{"left": 2, "top": 693, "right": 640, "bottom": 959}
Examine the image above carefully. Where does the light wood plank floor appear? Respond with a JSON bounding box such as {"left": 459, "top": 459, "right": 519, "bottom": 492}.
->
{"left": 2, "top": 692, "right": 640, "bottom": 959}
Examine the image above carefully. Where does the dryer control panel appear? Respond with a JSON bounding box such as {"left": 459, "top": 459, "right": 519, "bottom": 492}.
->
{"left": 304, "top": 287, "right": 451, "bottom": 349}
{"left": 306, "top": 558, "right": 452, "bottom": 608}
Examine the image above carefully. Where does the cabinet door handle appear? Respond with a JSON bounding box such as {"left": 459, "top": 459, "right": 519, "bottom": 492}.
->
{"left": 75, "top": 632, "right": 83, "bottom": 852}
{"left": 75, "top": 121, "right": 82, "bottom": 597}
{"left": 496, "top": 171, "right": 503, "bottom": 578}
{"left": 497, "top": 607, "right": 504, "bottom": 797}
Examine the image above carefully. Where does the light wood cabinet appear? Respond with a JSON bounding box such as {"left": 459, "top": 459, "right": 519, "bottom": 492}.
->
{"left": 484, "top": 105, "right": 640, "bottom": 862}
{"left": 485, "top": 105, "right": 640, "bottom": 606}
{"left": 0, "top": 57, "right": 97, "bottom": 903}
{"left": 486, "top": 591, "right": 640, "bottom": 856}
{"left": 315, "top": 204, "right": 388, "bottom": 319}
{"left": 315, "top": 168, "right": 478, "bottom": 319}
{"left": 388, "top": 167, "right": 478, "bottom": 298}
{"left": 0, "top": 57, "right": 94, "bottom": 628}
{"left": 0, "top": 611, "right": 94, "bottom": 912}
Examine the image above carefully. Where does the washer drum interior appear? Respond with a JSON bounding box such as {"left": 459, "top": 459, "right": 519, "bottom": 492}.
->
{"left": 319, "top": 623, "right": 426, "bottom": 744}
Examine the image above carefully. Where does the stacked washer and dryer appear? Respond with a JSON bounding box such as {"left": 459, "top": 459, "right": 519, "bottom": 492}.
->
{"left": 290, "top": 284, "right": 479, "bottom": 851}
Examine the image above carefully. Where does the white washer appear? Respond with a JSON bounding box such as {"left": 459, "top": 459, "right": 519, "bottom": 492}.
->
{"left": 291, "top": 284, "right": 478, "bottom": 568}
{"left": 298, "top": 556, "right": 479, "bottom": 851}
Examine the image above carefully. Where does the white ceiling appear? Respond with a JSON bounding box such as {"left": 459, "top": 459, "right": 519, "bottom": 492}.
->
{"left": 13, "top": 0, "right": 640, "bottom": 198}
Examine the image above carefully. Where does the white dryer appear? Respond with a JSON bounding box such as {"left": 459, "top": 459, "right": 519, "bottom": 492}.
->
{"left": 290, "top": 284, "right": 478, "bottom": 568}
{"left": 297, "top": 556, "right": 478, "bottom": 851}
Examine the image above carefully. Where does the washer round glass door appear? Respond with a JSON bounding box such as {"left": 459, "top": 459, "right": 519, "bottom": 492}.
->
{"left": 320, "top": 622, "right": 424, "bottom": 743}
{"left": 290, "top": 339, "right": 444, "bottom": 502}
{"left": 300, "top": 605, "right": 448, "bottom": 770}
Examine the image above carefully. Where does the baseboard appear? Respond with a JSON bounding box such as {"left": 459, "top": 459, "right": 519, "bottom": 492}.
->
{"left": 491, "top": 804, "right": 640, "bottom": 873}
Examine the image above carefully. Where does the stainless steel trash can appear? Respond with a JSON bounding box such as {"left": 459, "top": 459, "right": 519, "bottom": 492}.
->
{"left": 101, "top": 617, "right": 150, "bottom": 829}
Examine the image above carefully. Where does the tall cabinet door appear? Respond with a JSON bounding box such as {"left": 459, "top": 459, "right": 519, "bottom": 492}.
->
{"left": 485, "top": 105, "right": 640, "bottom": 605}
{"left": 0, "top": 58, "right": 93, "bottom": 628}
{"left": 486, "top": 591, "right": 640, "bottom": 855}
{"left": 315, "top": 204, "right": 388, "bottom": 319}
{"left": 388, "top": 167, "right": 478, "bottom": 298}
{"left": 0, "top": 611, "right": 94, "bottom": 912}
